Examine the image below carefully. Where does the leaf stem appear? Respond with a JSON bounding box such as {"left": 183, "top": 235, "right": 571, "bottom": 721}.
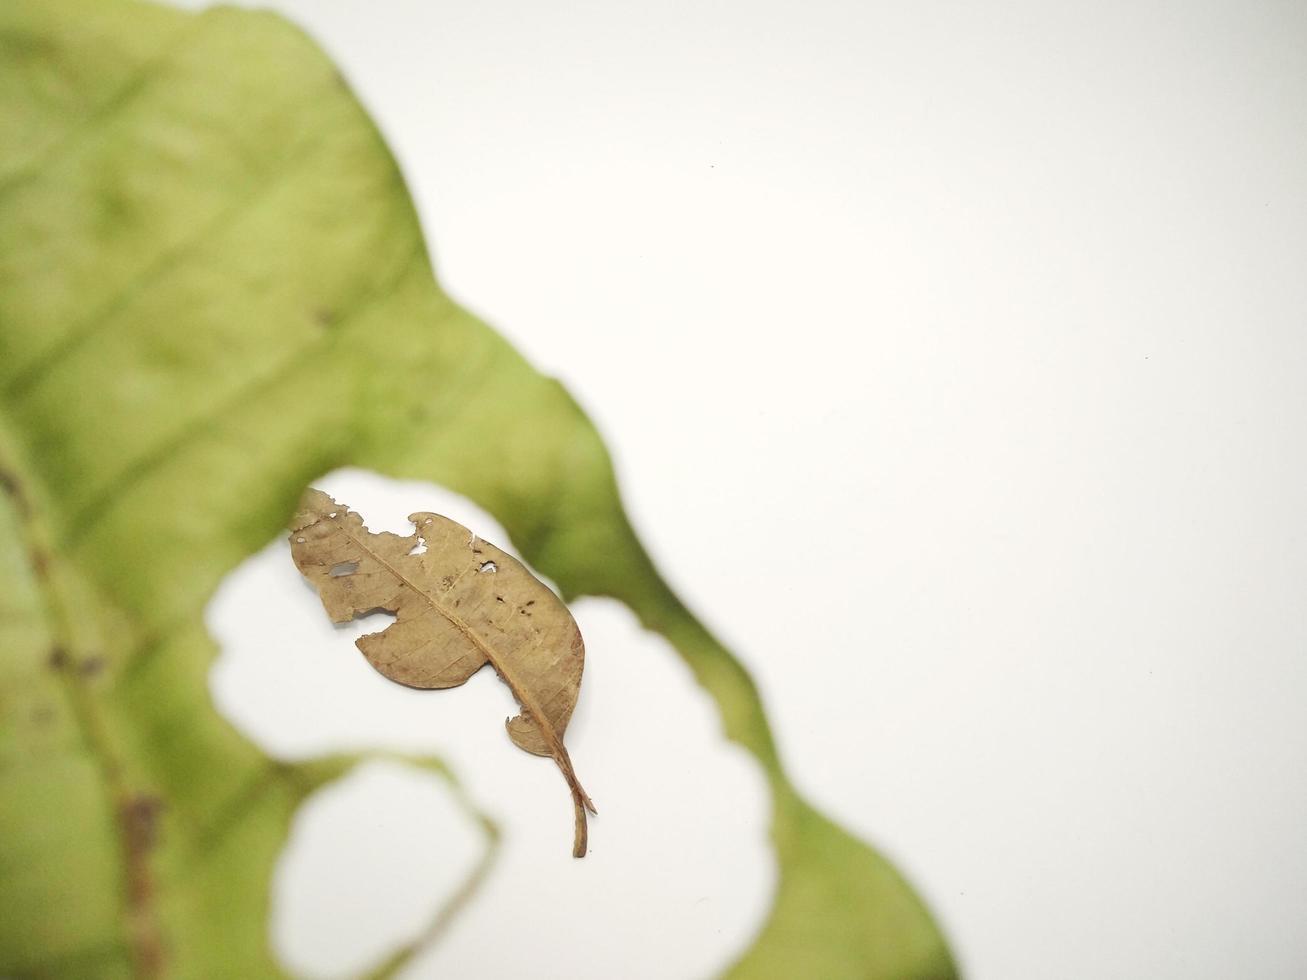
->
{"left": 329, "top": 517, "right": 596, "bottom": 857}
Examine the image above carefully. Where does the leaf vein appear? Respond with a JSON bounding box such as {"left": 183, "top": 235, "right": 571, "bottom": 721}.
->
{"left": 0, "top": 15, "right": 201, "bottom": 196}
{"left": 5, "top": 127, "right": 336, "bottom": 399}
{"left": 65, "top": 242, "right": 428, "bottom": 540}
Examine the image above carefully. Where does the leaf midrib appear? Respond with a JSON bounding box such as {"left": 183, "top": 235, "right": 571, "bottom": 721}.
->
{"left": 0, "top": 412, "right": 154, "bottom": 974}
{"left": 333, "top": 519, "right": 571, "bottom": 766}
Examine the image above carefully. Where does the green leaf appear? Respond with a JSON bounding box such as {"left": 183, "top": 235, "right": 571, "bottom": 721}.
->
{"left": 0, "top": 1, "right": 956, "bottom": 977}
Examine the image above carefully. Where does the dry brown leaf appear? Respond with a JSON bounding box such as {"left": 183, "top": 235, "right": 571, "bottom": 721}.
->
{"left": 288, "top": 489, "right": 596, "bottom": 857}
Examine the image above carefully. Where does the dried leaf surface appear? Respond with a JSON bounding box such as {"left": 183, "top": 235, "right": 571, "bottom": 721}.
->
{"left": 289, "top": 489, "right": 595, "bottom": 857}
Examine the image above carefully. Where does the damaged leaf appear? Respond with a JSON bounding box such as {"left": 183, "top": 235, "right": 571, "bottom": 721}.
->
{"left": 289, "top": 489, "right": 595, "bottom": 857}
{"left": 1, "top": 0, "right": 955, "bottom": 975}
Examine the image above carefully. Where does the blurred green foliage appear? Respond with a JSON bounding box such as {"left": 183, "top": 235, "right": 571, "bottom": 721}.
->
{"left": 0, "top": 0, "right": 955, "bottom": 976}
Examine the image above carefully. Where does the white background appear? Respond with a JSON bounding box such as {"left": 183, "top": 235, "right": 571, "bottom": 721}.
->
{"left": 185, "top": 1, "right": 1307, "bottom": 977}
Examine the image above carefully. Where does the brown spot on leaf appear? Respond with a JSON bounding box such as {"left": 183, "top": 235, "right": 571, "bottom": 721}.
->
{"left": 0, "top": 466, "right": 30, "bottom": 517}
{"left": 119, "top": 793, "right": 166, "bottom": 977}
{"left": 121, "top": 793, "right": 164, "bottom": 855}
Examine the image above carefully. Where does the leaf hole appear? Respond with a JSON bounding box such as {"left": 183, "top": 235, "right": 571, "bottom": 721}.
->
{"left": 479, "top": 561, "right": 497, "bottom": 573}
{"left": 408, "top": 538, "right": 428, "bottom": 556}
{"left": 329, "top": 561, "right": 359, "bottom": 577}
